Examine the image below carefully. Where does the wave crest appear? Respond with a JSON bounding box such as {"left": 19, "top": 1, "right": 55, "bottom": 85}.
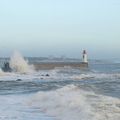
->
{"left": 28, "top": 85, "right": 120, "bottom": 120}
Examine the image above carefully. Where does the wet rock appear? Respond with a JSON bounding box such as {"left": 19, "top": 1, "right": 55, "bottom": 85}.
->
{"left": 46, "top": 74, "right": 50, "bottom": 77}
{"left": 16, "top": 79, "right": 22, "bottom": 81}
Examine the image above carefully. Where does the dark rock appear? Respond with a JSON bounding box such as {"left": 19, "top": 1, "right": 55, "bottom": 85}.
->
{"left": 46, "top": 74, "right": 50, "bottom": 77}
{"left": 16, "top": 79, "right": 22, "bottom": 81}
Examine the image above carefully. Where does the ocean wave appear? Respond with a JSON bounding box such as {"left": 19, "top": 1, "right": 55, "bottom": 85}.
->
{"left": 28, "top": 85, "right": 120, "bottom": 120}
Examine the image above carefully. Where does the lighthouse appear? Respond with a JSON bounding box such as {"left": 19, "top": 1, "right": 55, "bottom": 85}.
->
{"left": 83, "top": 50, "right": 88, "bottom": 63}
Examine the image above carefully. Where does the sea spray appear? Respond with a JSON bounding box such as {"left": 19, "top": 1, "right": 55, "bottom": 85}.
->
{"left": 10, "top": 51, "right": 34, "bottom": 74}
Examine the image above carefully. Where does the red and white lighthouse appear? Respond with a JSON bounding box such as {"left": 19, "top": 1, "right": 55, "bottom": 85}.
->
{"left": 83, "top": 50, "right": 88, "bottom": 63}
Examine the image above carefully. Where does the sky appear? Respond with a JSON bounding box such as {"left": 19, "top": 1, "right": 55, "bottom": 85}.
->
{"left": 0, "top": 0, "right": 120, "bottom": 59}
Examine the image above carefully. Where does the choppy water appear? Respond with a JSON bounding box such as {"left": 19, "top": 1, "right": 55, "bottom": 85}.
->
{"left": 0, "top": 58, "right": 120, "bottom": 120}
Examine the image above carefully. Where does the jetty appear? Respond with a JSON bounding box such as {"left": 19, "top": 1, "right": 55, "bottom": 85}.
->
{"left": 33, "top": 50, "right": 88, "bottom": 70}
{"left": 34, "top": 62, "right": 88, "bottom": 70}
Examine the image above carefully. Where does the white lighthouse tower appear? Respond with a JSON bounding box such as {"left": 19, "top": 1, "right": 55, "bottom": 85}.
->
{"left": 83, "top": 50, "right": 88, "bottom": 63}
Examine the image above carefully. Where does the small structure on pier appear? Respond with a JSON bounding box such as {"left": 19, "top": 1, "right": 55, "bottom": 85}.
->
{"left": 2, "top": 62, "right": 12, "bottom": 72}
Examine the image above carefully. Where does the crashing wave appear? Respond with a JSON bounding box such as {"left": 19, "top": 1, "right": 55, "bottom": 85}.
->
{"left": 28, "top": 85, "right": 120, "bottom": 120}
{"left": 10, "top": 51, "right": 34, "bottom": 74}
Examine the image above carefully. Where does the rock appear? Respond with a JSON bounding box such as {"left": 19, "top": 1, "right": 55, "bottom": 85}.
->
{"left": 46, "top": 74, "right": 50, "bottom": 77}
{"left": 16, "top": 79, "right": 22, "bottom": 81}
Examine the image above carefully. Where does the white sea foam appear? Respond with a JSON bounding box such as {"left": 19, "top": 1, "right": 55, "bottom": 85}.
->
{"left": 71, "top": 72, "right": 120, "bottom": 80}
{"left": 10, "top": 51, "right": 34, "bottom": 74}
{"left": 28, "top": 85, "right": 120, "bottom": 120}
{"left": 0, "top": 68, "right": 6, "bottom": 76}
{"left": 0, "top": 95, "right": 53, "bottom": 120}
{"left": 46, "top": 68, "right": 120, "bottom": 81}
{"left": 0, "top": 67, "right": 120, "bottom": 82}
{"left": 0, "top": 68, "right": 13, "bottom": 76}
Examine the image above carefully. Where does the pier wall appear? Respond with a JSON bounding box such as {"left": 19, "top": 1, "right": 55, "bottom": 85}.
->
{"left": 33, "top": 62, "right": 88, "bottom": 70}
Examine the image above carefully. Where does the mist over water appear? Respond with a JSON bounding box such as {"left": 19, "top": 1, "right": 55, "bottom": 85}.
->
{"left": 0, "top": 52, "right": 120, "bottom": 120}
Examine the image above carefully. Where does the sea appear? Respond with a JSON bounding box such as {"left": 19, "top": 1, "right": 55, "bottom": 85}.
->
{"left": 0, "top": 53, "right": 120, "bottom": 120}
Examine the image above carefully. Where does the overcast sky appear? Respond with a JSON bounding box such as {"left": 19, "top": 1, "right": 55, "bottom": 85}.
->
{"left": 0, "top": 0, "right": 120, "bottom": 59}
